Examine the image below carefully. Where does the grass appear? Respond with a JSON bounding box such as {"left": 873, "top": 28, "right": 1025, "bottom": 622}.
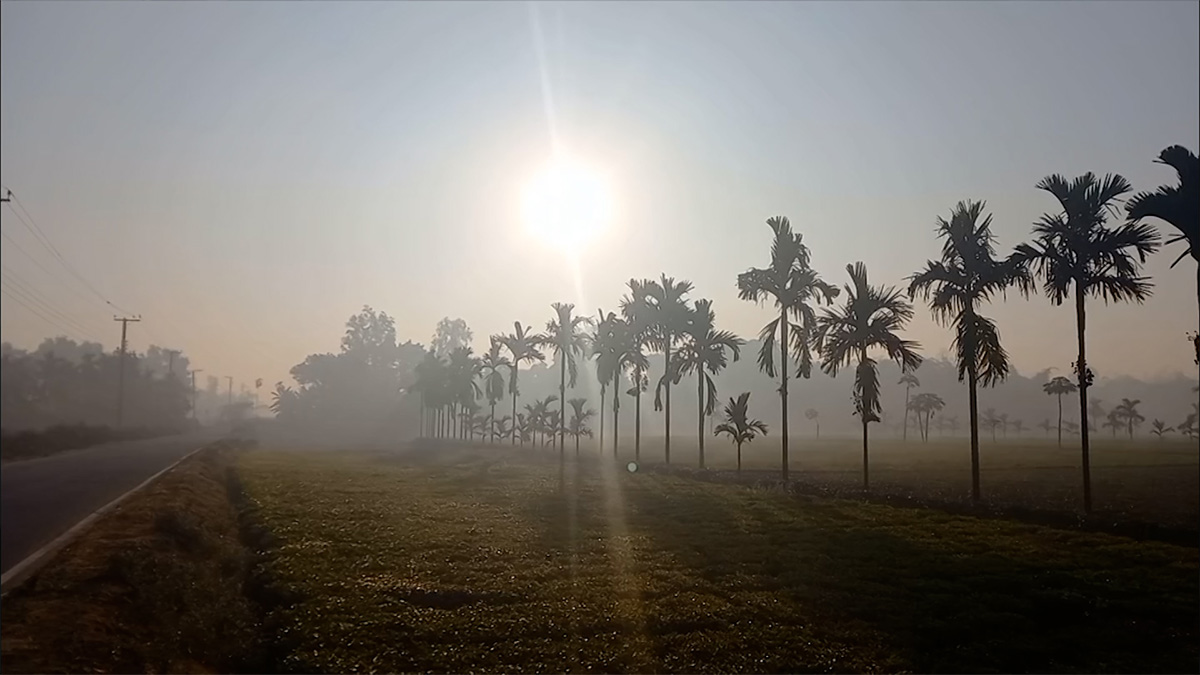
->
{"left": 578, "top": 435, "right": 1200, "bottom": 530}
{"left": 238, "top": 445, "right": 1199, "bottom": 673}
{"left": 0, "top": 424, "right": 179, "bottom": 463}
{"left": 0, "top": 441, "right": 264, "bottom": 674}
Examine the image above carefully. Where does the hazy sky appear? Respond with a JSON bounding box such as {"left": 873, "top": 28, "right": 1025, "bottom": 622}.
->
{"left": 2, "top": 0, "right": 1198, "bottom": 391}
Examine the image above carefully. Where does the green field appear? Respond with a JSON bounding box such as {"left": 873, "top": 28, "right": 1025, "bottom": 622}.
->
{"left": 515, "top": 434, "right": 1200, "bottom": 529}
{"left": 238, "top": 445, "right": 1199, "bottom": 673}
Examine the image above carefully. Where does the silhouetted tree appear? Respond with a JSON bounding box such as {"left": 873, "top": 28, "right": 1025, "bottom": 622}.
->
{"left": 1102, "top": 411, "right": 1123, "bottom": 437}
{"left": 479, "top": 338, "right": 510, "bottom": 443}
{"left": 1042, "top": 376, "right": 1077, "bottom": 448}
{"left": 567, "top": 397, "right": 595, "bottom": 456}
{"left": 714, "top": 392, "right": 768, "bottom": 475}
{"left": 1113, "top": 397, "right": 1145, "bottom": 439}
{"left": 499, "top": 322, "right": 545, "bottom": 445}
{"left": 1038, "top": 418, "right": 1054, "bottom": 438}
{"left": 816, "top": 262, "right": 922, "bottom": 490}
{"left": 909, "top": 392, "right": 945, "bottom": 442}
{"left": 544, "top": 303, "right": 590, "bottom": 458}
{"left": 898, "top": 372, "right": 920, "bottom": 442}
{"left": 431, "top": 317, "right": 473, "bottom": 357}
{"left": 804, "top": 408, "right": 820, "bottom": 439}
{"left": 628, "top": 275, "right": 693, "bottom": 465}
{"left": 910, "top": 200, "right": 1030, "bottom": 502}
{"left": 738, "top": 217, "right": 838, "bottom": 480}
{"left": 982, "top": 408, "right": 1001, "bottom": 442}
{"left": 1126, "top": 145, "right": 1198, "bottom": 362}
{"left": 676, "top": 299, "right": 743, "bottom": 469}
{"left": 619, "top": 279, "right": 653, "bottom": 461}
{"left": 1150, "top": 419, "right": 1173, "bottom": 440}
{"left": 1012, "top": 418, "right": 1025, "bottom": 437}
{"left": 1019, "top": 172, "right": 1160, "bottom": 513}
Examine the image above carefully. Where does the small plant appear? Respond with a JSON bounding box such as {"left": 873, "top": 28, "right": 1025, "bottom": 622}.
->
{"left": 713, "top": 392, "right": 768, "bottom": 474}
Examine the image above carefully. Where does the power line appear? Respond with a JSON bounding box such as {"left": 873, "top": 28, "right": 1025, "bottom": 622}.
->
{"left": 1, "top": 268, "right": 106, "bottom": 341}
{"left": 2, "top": 188, "right": 135, "bottom": 315}
{"left": 0, "top": 286, "right": 88, "bottom": 340}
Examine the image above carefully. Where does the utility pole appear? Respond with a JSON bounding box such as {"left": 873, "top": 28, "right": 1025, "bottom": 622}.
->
{"left": 165, "top": 349, "right": 181, "bottom": 379}
{"left": 114, "top": 315, "right": 142, "bottom": 428}
{"left": 189, "top": 368, "right": 203, "bottom": 423}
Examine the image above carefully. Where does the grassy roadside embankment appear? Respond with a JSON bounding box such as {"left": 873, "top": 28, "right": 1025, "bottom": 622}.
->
{"left": 0, "top": 440, "right": 266, "bottom": 674}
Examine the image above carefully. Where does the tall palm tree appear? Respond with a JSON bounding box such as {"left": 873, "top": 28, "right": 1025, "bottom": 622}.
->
{"left": 898, "top": 372, "right": 921, "bottom": 442}
{"left": 1018, "top": 172, "right": 1160, "bottom": 513}
{"left": 676, "top": 299, "right": 744, "bottom": 469}
{"left": 713, "top": 392, "right": 768, "bottom": 475}
{"left": 804, "top": 408, "right": 820, "bottom": 439}
{"left": 447, "top": 347, "right": 482, "bottom": 439}
{"left": 1126, "top": 145, "right": 1198, "bottom": 362}
{"left": 1113, "top": 398, "right": 1145, "bottom": 439}
{"left": 909, "top": 200, "right": 1031, "bottom": 502}
{"left": 499, "top": 322, "right": 545, "bottom": 445}
{"left": 567, "top": 397, "right": 595, "bottom": 456}
{"left": 412, "top": 349, "right": 448, "bottom": 437}
{"left": 1042, "top": 376, "right": 1077, "bottom": 448}
{"left": 737, "top": 216, "right": 839, "bottom": 481}
{"left": 815, "top": 262, "right": 922, "bottom": 490}
{"left": 479, "top": 338, "right": 510, "bottom": 443}
{"left": 544, "top": 303, "right": 591, "bottom": 457}
{"left": 635, "top": 275, "right": 694, "bottom": 465}
{"left": 619, "top": 279, "right": 653, "bottom": 461}
{"left": 1150, "top": 419, "right": 1173, "bottom": 441}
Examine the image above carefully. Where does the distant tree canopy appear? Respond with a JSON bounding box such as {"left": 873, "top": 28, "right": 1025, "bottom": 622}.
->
{"left": 1, "top": 337, "right": 192, "bottom": 431}
{"left": 270, "top": 306, "right": 426, "bottom": 438}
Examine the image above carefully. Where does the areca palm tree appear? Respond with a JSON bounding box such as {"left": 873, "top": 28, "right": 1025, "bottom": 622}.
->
{"left": 815, "top": 262, "right": 922, "bottom": 490}
{"left": 982, "top": 408, "right": 1001, "bottom": 442}
{"left": 1038, "top": 418, "right": 1054, "bottom": 438}
{"left": 447, "top": 347, "right": 482, "bottom": 439}
{"left": 1018, "top": 172, "right": 1160, "bottom": 513}
{"left": 909, "top": 392, "right": 945, "bottom": 442}
{"left": 898, "top": 372, "right": 920, "bottom": 442}
{"left": 632, "top": 275, "right": 693, "bottom": 465}
{"left": 544, "top": 303, "right": 591, "bottom": 456}
{"left": 619, "top": 279, "right": 653, "bottom": 461}
{"left": 1126, "top": 145, "right": 1198, "bottom": 362}
{"left": 1012, "top": 419, "right": 1025, "bottom": 437}
{"left": 1113, "top": 398, "right": 1145, "bottom": 439}
{"left": 713, "top": 392, "right": 768, "bottom": 475}
{"left": 1041, "top": 374, "right": 1080, "bottom": 449}
{"left": 1102, "top": 411, "right": 1123, "bottom": 438}
{"left": 737, "top": 216, "right": 839, "bottom": 480}
{"left": 567, "top": 397, "right": 595, "bottom": 455}
{"left": 479, "top": 338, "right": 510, "bottom": 443}
{"left": 804, "top": 408, "right": 820, "bottom": 439}
{"left": 676, "top": 299, "right": 744, "bottom": 469}
{"left": 1150, "top": 419, "right": 1173, "bottom": 441}
{"left": 909, "top": 200, "right": 1031, "bottom": 502}
{"left": 412, "top": 349, "right": 448, "bottom": 437}
{"left": 499, "top": 322, "right": 545, "bottom": 445}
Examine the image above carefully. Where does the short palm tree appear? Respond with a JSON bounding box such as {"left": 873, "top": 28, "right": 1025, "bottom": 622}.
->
{"left": 1113, "top": 398, "right": 1145, "bottom": 439}
{"left": 567, "top": 397, "right": 595, "bottom": 456}
{"left": 909, "top": 200, "right": 1031, "bottom": 502}
{"left": 479, "top": 338, "right": 510, "bottom": 443}
{"left": 544, "top": 303, "right": 591, "bottom": 456}
{"left": 1126, "top": 145, "right": 1198, "bottom": 362}
{"left": 982, "top": 408, "right": 1001, "bottom": 442}
{"left": 909, "top": 392, "right": 945, "bottom": 442}
{"left": 499, "top": 322, "right": 545, "bottom": 445}
{"left": 1102, "top": 411, "right": 1123, "bottom": 437}
{"left": 1018, "top": 172, "right": 1160, "bottom": 513}
{"left": 1042, "top": 376, "right": 1077, "bottom": 449}
{"left": 1012, "top": 419, "right": 1025, "bottom": 437}
{"left": 898, "top": 372, "right": 920, "bottom": 442}
{"left": 737, "top": 216, "right": 839, "bottom": 480}
{"left": 1177, "top": 411, "right": 1198, "bottom": 440}
{"left": 804, "top": 408, "right": 820, "bottom": 439}
{"left": 815, "top": 262, "right": 922, "bottom": 490}
{"left": 713, "top": 392, "right": 768, "bottom": 475}
{"left": 676, "top": 299, "right": 744, "bottom": 469}
{"left": 1150, "top": 419, "right": 1173, "bottom": 440}
{"left": 1038, "top": 418, "right": 1054, "bottom": 438}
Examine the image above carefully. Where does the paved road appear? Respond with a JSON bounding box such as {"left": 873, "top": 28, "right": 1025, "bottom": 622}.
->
{"left": 0, "top": 432, "right": 222, "bottom": 574}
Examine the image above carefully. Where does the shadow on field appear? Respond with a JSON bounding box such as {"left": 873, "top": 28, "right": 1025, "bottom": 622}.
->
{"left": 603, "top": 478, "right": 1197, "bottom": 674}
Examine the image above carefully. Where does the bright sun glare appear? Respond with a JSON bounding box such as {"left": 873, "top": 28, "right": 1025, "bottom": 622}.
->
{"left": 521, "top": 157, "right": 612, "bottom": 253}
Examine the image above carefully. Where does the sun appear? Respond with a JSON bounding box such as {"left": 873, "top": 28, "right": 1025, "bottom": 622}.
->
{"left": 521, "top": 156, "right": 612, "bottom": 253}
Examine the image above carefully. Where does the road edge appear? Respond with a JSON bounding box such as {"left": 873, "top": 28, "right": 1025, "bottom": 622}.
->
{"left": 0, "top": 443, "right": 212, "bottom": 596}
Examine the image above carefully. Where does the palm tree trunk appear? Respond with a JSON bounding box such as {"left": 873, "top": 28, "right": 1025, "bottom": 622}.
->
{"left": 559, "top": 358, "right": 567, "bottom": 458}
{"left": 664, "top": 339, "right": 672, "bottom": 466}
{"left": 1075, "top": 285, "right": 1092, "bottom": 514}
{"left": 966, "top": 310, "right": 981, "bottom": 503}
{"left": 613, "top": 371, "right": 620, "bottom": 458}
{"left": 599, "top": 384, "right": 606, "bottom": 453}
{"left": 511, "top": 373, "right": 518, "bottom": 446}
{"left": 779, "top": 310, "right": 789, "bottom": 481}
{"left": 490, "top": 402, "right": 496, "bottom": 443}
{"left": 737, "top": 440, "right": 742, "bottom": 475}
{"left": 903, "top": 385, "right": 911, "bottom": 442}
{"left": 816, "top": 421, "right": 819, "bottom": 440}
{"left": 862, "top": 418, "right": 870, "bottom": 490}
{"left": 576, "top": 433, "right": 580, "bottom": 456}
{"left": 635, "top": 387, "right": 642, "bottom": 462}
{"left": 697, "top": 373, "right": 705, "bottom": 469}
{"left": 1056, "top": 394, "right": 1063, "bottom": 448}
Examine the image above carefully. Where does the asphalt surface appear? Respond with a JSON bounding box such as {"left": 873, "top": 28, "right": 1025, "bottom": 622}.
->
{"left": 0, "top": 432, "right": 221, "bottom": 574}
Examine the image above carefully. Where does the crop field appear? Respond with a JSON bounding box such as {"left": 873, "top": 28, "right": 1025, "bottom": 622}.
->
{"left": 237, "top": 445, "right": 1198, "bottom": 673}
